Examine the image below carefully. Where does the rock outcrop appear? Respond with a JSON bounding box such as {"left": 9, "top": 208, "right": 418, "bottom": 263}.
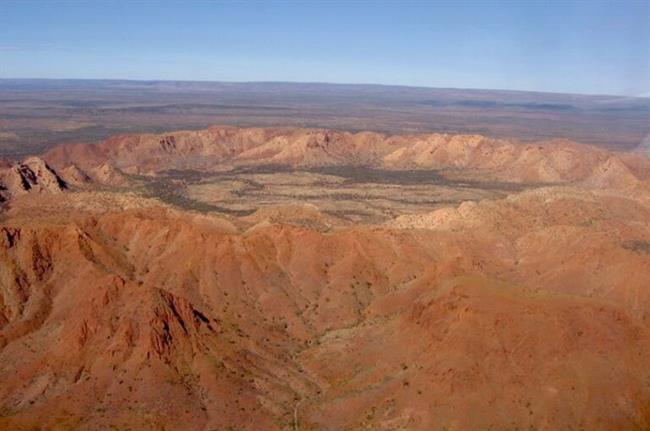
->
{"left": 0, "top": 157, "right": 67, "bottom": 201}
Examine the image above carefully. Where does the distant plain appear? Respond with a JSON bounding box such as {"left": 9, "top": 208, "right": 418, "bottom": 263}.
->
{"left": 1, "top": 79, "right": 649, "bottom": 157}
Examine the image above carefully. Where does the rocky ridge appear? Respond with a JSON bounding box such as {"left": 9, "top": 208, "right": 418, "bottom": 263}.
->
{"left": 0, "top": 126, "right": 649, "bottom": 430}
{"left": 42, "top": 126, "right": 650, "bottom": 188}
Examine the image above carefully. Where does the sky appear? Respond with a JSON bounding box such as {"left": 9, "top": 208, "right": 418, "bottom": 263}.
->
{"left": 1, "top": 0, "right": 649, "bottom": 96}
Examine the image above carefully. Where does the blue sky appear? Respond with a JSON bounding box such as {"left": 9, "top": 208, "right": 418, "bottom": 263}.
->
{"left": 1, "top": 0, "right": 648, "bottom": 96}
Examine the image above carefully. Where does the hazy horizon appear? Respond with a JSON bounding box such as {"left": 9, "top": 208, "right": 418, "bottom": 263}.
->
{"left": 2, "top": 77, "right": 650, "bottom": 99}
{"left": 2, "top": 0, "right": 649, "bottom": 97}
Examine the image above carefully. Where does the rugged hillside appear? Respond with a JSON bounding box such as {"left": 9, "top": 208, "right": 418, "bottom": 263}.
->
{"left": 1, "top": 185, "right": 649, "bottom": 430}
{"left": 1, "top": 126, "right": 649, "bottom": 430}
